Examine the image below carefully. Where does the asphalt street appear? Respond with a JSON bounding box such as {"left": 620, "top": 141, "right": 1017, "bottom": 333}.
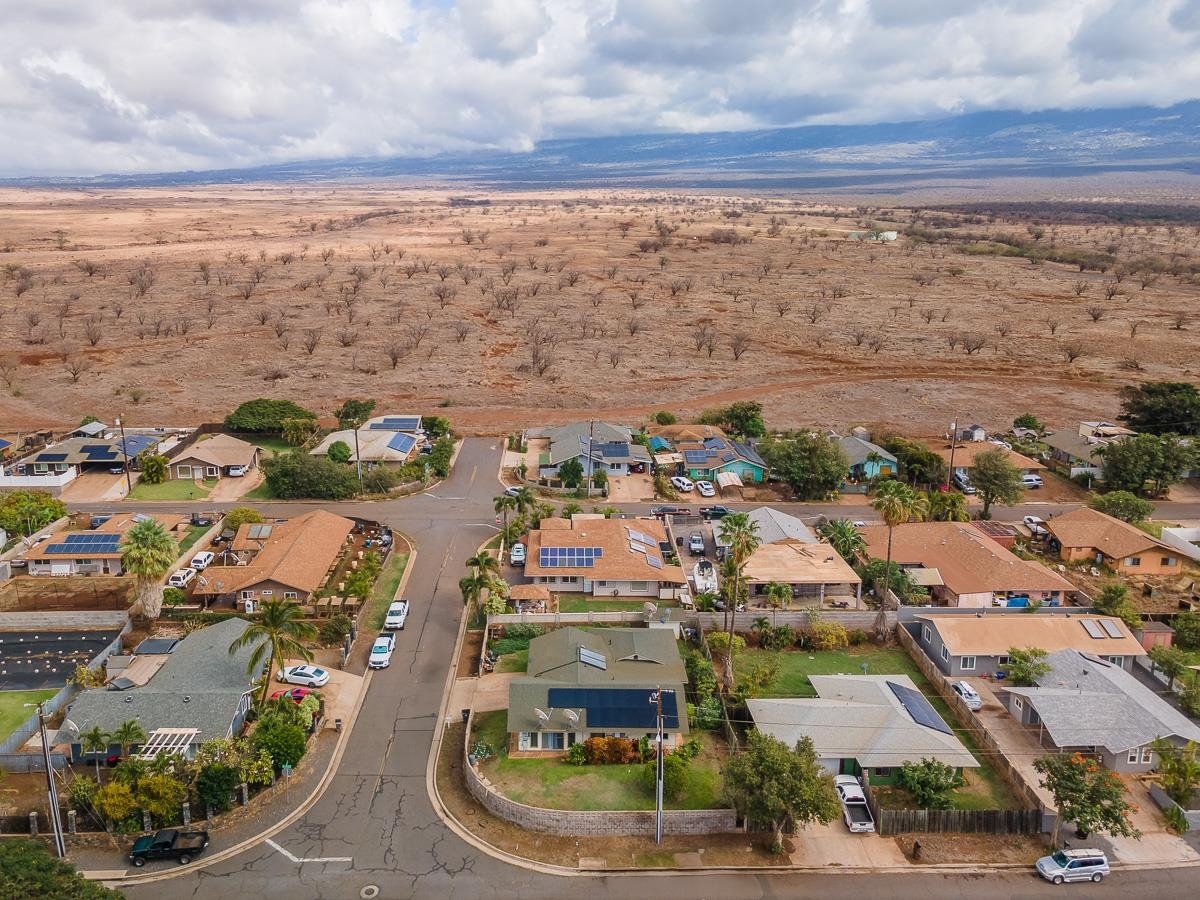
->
{"left": 95, "top": 438, "right": 1198, "bottom": 898}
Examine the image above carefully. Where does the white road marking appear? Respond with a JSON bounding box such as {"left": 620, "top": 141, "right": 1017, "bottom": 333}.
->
{"left": 424, "top": 494, "right": 465, "bottom": 500}
{"left": 265, "top": 838, "right": 352, "bottom": 864}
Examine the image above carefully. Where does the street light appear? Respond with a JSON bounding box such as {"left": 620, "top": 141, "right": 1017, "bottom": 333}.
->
{"left": 25, "top": 701, "right": 66, "bottom": 858}
{"left": 648, "top": 688, "right": 674, "bottom": 844}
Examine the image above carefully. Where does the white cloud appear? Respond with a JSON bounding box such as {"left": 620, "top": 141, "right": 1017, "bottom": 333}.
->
{"left": 0, "top": 0, "right": 1196, "bottom": 175}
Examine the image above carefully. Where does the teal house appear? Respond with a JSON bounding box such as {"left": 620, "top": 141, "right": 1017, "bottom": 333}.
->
{"left": 838, "top": 436, "right": 897, "bottom": 484}
{"left": 676, "top": 436, "right": 766, "bottom": 484}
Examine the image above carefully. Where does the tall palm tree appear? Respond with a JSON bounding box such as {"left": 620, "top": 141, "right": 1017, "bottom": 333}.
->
{"left": 81, "top": 725, "right": 109, "bottom": 778}
{"left": 493, "top": 494, "right": 517, "bottom": 535}
{"left": 718, "top": 512, "right": 761, "bottom": 687}
{"left": 228, "top": 598, "right": 318, "bottom": 702}
{"left": 459, "top": 571, "right": 487, "bottom": 607}
{"left": 817, "top": 518, "right": 866, "bottom": 563}
{"left": 122, "top": 518, "right": 180, "bottom": 620}
{"left": 870, "top": 482, "right": 927, "bottom": 640}
{"left": 111, "top": 719, "right": 146, "bottom": 758}
{"left": 763, "top": 581, "right": 791, "bottom": 626}
{"left": 513, "top": 487, "right": 536, "bottom": 517}
{"left": 466, "top": 551, "right": 500, "bottom": 579}
{"left": 926, "top": 490, "right": 969, "bottom": 522}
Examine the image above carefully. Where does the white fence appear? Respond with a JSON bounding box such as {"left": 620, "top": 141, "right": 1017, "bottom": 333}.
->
{"left": 0, "top": 470, "right": 77, "bottom": 491}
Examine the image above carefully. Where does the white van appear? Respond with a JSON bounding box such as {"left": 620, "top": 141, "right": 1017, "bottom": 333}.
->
{"left": 190, "top": 551, "right": 215, "bottom": 570}
{"left": 168, "top": 568, "right": 197, "bottom": 588}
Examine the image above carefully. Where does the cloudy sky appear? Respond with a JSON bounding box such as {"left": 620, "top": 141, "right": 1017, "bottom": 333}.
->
{"left": 2, "top": 0, "right": 1199, "bottom": 176}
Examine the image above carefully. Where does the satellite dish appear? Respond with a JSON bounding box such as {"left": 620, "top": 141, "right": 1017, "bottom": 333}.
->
{"left": 533, "top": 707, "right": 551, "bottom": 723}
{"left": 563, "top": 709, "right": 580, "bottom": 725}
{"left": 643, "top": 602, "right": 657, "bottom": 616}
{"left": 59, "top": 718, "right": 80, "bottom": 741}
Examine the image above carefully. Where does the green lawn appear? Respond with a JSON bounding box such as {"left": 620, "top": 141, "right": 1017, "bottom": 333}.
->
{"left": 127, "top": 479, "right": 213, "bottom": 501}
{"left": 251, "top": 436, "right": 293, "bottom": 456}
{"left": 556, "top": 593, "right": 676, "bottom": 614}
{"left": 363, "top": 550, "right": 410, "bottom": 631}
{"left": 497, "top": 649, "right": 528, "bottom": 673}
{"left": 241, "top": 480, "right": 278, "bottom": 501}
{"left": 0, "top": 690, "right": 58, "bottom": 742}
{"left": 471, "top": 711, "right": 725, "bottom": 811}
{"left": 737, "top": 645, "right": 924, "bottom": 698}
{"left": 176, "top": 524, "right": 208, "bottom": 555}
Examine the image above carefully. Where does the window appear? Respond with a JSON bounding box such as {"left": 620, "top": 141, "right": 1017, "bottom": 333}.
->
{"left": 595, "top": 581, "right": 607, "bottom": 587}
{"left": 960, "top": 656, "right": 976, "bottom": 671}
{"left": 543, "top": 732, "right": 565, "bottom": 750}
{"left": 1163, "top": 557, "right": 1177, "bottom": 566}
{"left": 205, "top": 466, "right": 219, "bottom": 478}
{"left": 261, "top": 590, "right": 273, "bottom": 596}
{"left": 240, "top": 590, "right": 255, "bottom": 600}
{"left": 1012, "top": 697, "right": 1023, "bottom": 712}
{"left": 284, "top": 591, "right": 298, "bottom": 600}
{"left": 1128, "top": 748, "right": 1140, "bottom": 764}
{"left": 561, "top": 576, "right": 578, "bottom": 584}
{"left": 1103, "top": 656, "right": 1124, "bottom": 667}
{"left": 875, "top": 768, "right": 891, "bottom": 778}
{"left": 922, "top": 626, "right": 931, "bottom": 643}
{"left": 630, "top": 581, "right": 649, "bottom": 592}
{"left": 997, "top": 655, "right": 1010, "bottom": 666}
{"left": 1141, "top": 747, "right": 1153, "bottom": 764}
{"left": 940, "top": 645, "right": 949, "bottom": 662}
{"left": 1124, "top": 556, "right": 1141, "bottom": 567}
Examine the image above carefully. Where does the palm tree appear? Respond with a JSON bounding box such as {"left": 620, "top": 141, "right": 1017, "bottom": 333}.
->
{"left": 817, "top": 518, "right": 866, "bottom": 563}
{"left": 122, "top": 518, "right": 180, "bottom": 619}
{"left": 870, "top": 482, "right": 927, "bottom": 641}
{"left": 466, "top": 551, "right": 500, "bottom": 579}
{"left": 111, "top": 719, "right": 146, "bottom": 758}
{"left": 926, "top": 490, "right": 969, "bottom": 522}
{"left": 864, "top": 450, "right": 885, "bottom": 493}
{"left": 513, "top": 487, "right": 536, "bottom": 517}
{"left": 561, "top": 502, "right": 583, "bottom": 518}
{"left": 493, "top": 494, "right": 517, "bottom": 535}
{"left": 459, "top": 571, "right": 487, "bottom": 607}
{"left": 228, "top": 598, "right": 318, "bottom": 702}
{"left": 718, "top": 512, "right": 761, "bottom": 687}
{"left": 763, "top": 581, "right": 791, "bottom": 626}
{"left": 80, "top": 725, "right": 109, "bottom": 779}
{"left": 531, "top": 501, "right": 555, "bottom": 528}
{"left": 751, "top": 615, "right": 771, "bottom": 646}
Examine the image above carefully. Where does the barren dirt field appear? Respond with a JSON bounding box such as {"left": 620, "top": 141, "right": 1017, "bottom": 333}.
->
{"left": 0, "top": 185, "right": 1197, "bottom": 436}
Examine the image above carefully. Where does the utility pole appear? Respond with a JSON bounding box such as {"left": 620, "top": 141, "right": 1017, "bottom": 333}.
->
{"left": 352, "top": 420, "right": 364, "bottom": 495}
{"left": 946, "top": 418, "right": 959, "bottom": 491}
{"left": 649, "top": 688, "right": 672, "bottom": 844}
{"left": 586, "top": 419, "right": 595, "bottom": 500}
{"left": 27, "top": 701, "right": 65, "bottom": 858}
{"left": 115, "top": 416, "right": 132, "bottom": 495}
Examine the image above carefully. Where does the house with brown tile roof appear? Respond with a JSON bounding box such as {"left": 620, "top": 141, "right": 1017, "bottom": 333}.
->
{"left": 927, "top": 440, "right": 1044, "bottom": 474}
{"left": 1045, "top": 507, "right": 1183, "bottom": 575}
{"left": 169, "top": 433, "right": 259, "bottom": 481}
{"left": 860, "top": 522, "right": 1075, "bottom": 607}
{"left": 25, "top": 513, "right": 187, "bottom": 577}
{"left": 522, "top": 515, "right": 686, "bottom": 599}
{"left": 192, "top": 510, "right": 354, "bottom": 605}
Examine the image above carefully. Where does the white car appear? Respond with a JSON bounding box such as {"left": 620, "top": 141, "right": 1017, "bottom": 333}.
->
{"left": 369, "top": 634, "right": 396, "bottom": 669}
{"left": 503, "top": 485, "right": 523, "bottom": 497}
{"left": 384, "top": 600, "right": 409, "bottom": 630}
{"left": 695, "top": 480, "right": 716, "bottom": 497}
{"left": 688, "top": 532, "right": 706, "bottom": 555}
{"left": 510, "top": 542, "right": 526, "bottom": 566}
{"left": 951, "top": 681, "right": 983, "bottom": 710}
{"left": 670, "top": 476, "right": 695, "bottom": 493}
{"left": 189, "top": 551, "right": 215, "bottom": 570}
{"left": 1021, "top": 474, "right": 1044, "bottom": 488}
{"left": 278, "top": 665, "right": 330, "bottom": 687}
{"left": 227, "top": 465, "right": 248, "bottom": 477}
{"left": 167, "top": 568, "right": 197, "bottom": 588}
{"left": 1023, "top": 515, "right": 1048, "bottom": 537}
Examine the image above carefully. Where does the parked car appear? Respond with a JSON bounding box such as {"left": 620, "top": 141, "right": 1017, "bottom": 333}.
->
{"left": 167, "top": 568, "right": 197, "bottom": 588}
{"left": 278, "top": 665, "right": 330, "bottom": 687}
{"left": 503, "top": 485, "right": 523, "bottom": 497}
{"left": 189, "top": 551, "right": 215, "bottom": 570}
{"left": 1023, "top": 515, "right": 1048, "bottom": 537}
{"left": 227, "top": 465, "right": 248, "bottom": 477}
{"left": 670, "top": 475, "right": 695, "bottom": 493}
{"left": 688, "top": 532, "right": 706, "bottom": 555}
{"left": 129, "top": 829, "right": 210, "bottom": 867}
{"left": 1036, "top": 848, "right": 1110, "bottom": 884}
{"left": 384, "top": 600, "right": 409, "bottom": 630}
{"left": 189, "top": 513, "right": 213, "bottom": 527}
{"left": 270, "top": 687, "right": 313, "bottom": 704}
{"left": 510, "top": 542, "right": 526, "bottom": 566}
{"left": 370, "top": 633, "right": 396, "bottom": 669}
{"left": 650, "top": 505, "right": 692, "bottom": 518}
{"left": 700, "top": 505, "right": 734, "bottom": 520}
{"left": 834, "top": 775, "right": 876, "bottom": 833}
{"left": 1021, "top": 473, "right": 1044, "bottom": 489}
{"left": 951, "top": 681, "right": 983, "bottom": 710}
{"left": 9, "top": 558, "right": 27, "bottom": 569}
{"left": 851, "top": 520, "right": 867, "bottom": 528}
{"left": 695, "top": 480, "right": 716, "bottom": 497}
{"left": 109, "top": 465, "right": 126, "bottom": 475}
{"left": 953, "top": 470, "right": 976, "bottom": 494}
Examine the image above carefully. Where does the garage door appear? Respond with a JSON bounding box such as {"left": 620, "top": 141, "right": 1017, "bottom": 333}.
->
{"left": 50, "top": 563, "right": 72, "bottom": 576}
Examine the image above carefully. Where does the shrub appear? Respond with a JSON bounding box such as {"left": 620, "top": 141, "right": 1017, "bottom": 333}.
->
{"left": 1164, "top": 805, "right": 1188, "bottom": 835}
{"left": 253, "top": 722, "right": 307, "bottom": 770}
{"left": 261, "top": 452, "right": 358, "bottom": 500}
{"left": 223, "top": 506, "right": 263, "bottom": 532}
{"left": 640, "top": 751, "right": 690, "bottom": 800}
{"left": 470, "top": 740, "right": 495, "bottom": 762}
{"left": 705, "top": 632, "right": 746, "bottom": 656}
{"left": 162, "top": 587, "right": 187, "bottom": 607}
{"left": 319, "top": 613, "right": 353, "bottom": 646}
{"left": 809, "top": 621, "right": 849, "bottom": 651}
{"left": 504, "top": 624, "right": 544, "bottom": 640}
{"left": 582, "top": 736, "right": 638, "bottom": 765}
{"left": 95, "top": 781, "right": 138, "bottom": 826}
{"left": 195, "top": 762, "right": 240, "bottom": 814}
{"left": 685, "top": 651, "right": 717, "bottom": 700}
{"left": 73, "top": 663, "right": 106, "bottom": 689}
{"left": 67, "top": 775, "right": 97, "bottom": 812}
{"left": 677, "top": 738, "right": 702, "bottom": 761}
{"left": 653, "top": 411, "right": 677, "bottom": 425}
{"left": 691, "top": 695, "right": 724, "bottom": 730}
{"left": 224, "top": 398, "right": 316, "bottom": 432}
{"left": 848, "top": 628, "right": 869, "bottom": 646}
{"left": 565, "top": 743, "right": 587, "bottom": 766}
{"left": 898, "top": 758, "right": 961, "bottom": 809}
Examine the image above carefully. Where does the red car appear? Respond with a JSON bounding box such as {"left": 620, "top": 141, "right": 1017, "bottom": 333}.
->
{"left": 270, "top": 687, "right": 312, "bottom": 704}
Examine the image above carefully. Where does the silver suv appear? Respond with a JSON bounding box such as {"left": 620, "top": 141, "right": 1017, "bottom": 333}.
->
{"left": 1036, "top": 848, "right": 1109, "bottom": 884}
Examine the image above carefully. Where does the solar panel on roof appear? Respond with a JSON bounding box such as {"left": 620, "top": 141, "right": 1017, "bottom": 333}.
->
{"left": 538, "top": 546, "right": 600, "bottom": 568}
{"left": 626, "top": 528, "right": 656, "bottom": 546}
{"left": 387, "top": 432, "right": 417, "bottom": 454}
{"left": 702, "top": 437, "right": 725, "bottom": 449}
{"left": 85, "top": 449, "right": 118, "bottom": 460}
{"left": 548, "top": 687, "right": 679, "bottom": 729}
{"left": 646, "top": 555, "right": 663, "bottom": 570}
{"left": 80, "top": 444, "right": 109, "bottom": 453}
{"left": 36, "top": 453, "right": 67, "bottom": 462}
{"left": 247, "top": 524, "right": 273, "bottom": 540}
{"left": 1081, "top": 619, "right": 1106, "bottom": 639}
{"left": 578, "top": 647, "right": 607, "bottom": 670}
{"left": 721, "top": 453, "right": 736, "bottom": 463}
{"left": 371, "top": 416, "right": 421, "bottom": 431}
{"left": 683, "top": 450, "right": 709, "bottom": 464}
{"left": 887, "top": 681, "right": 953, "bottom": 735}
{"left": 1098, "top": 619, "right": 1124, "bottom": 639}
{"left": 629, "top": 542, "right": 646, "bottom": 554}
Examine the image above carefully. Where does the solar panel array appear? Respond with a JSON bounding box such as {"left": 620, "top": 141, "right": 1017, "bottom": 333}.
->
{"left": 35, "top": 452, "right": 67, "bottom": 462}
{"left": 387, "top": 432, "right": 417, "bottom": 454}
{"left": 577, "top": 646, "right": 607, "bottom": 670}
{"left": 246, "top": 524, "right": 273, "bottom": 540}
{"left": 538, "top": 546, "right": 603, "bottom": 568}
{"left": 1098, "top": 619, "right": 1124, "bottom": 638}
{"left": 626, "top": 527, "right": 656, "bottom": 547}
{"left": 646, "top": 555, "right": 663, "bottom": 570}
{"left": 548, "top": 687, "right": 679, "bottom": 729}
{"left": 683, "top": 450, "right": 710, "bottom": 465}
{"left": 1081, "top": 619, "right": 1105, "bottom": 639}
{"left": 80, "top": 443, "right": 119, "bottom": 461}
{"left": 887, "top": 681, "right": 953, "bottom": 735}
{"left": 45, "top": 533, "right": 122, "bottom": 555}
{"left": 369, "top": 416, "right": 421, "bottom": 431}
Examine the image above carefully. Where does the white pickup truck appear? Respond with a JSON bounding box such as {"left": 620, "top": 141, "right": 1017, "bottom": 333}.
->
{"left": 834, "top": 775, "right": 876, "bottom": 833}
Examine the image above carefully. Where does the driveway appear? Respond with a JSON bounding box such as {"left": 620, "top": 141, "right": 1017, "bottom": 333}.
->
{"left": 607, "top": 474, "right": 654, "bottom": 503}
{"left": 271, "top": 659, "right": 363, "bottom": 732}
{"left": 208, "top": 469, "right": 263, "bottom": 502}
{"left": 789, "top": 820, "right": 908, "bottom": 867}
{"left": 1092, "top": 777, "right": 1200, "bottom": 865}
{"left": 60, "top": 472, "right": 127, "bottom": 502}
{"left": 964, "top": 678, "right": 1057, "bottom": 811}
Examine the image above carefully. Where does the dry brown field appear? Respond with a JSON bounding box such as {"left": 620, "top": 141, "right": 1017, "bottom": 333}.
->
{"left": 0, "top": 185, "right": 1197, "bottom": 437}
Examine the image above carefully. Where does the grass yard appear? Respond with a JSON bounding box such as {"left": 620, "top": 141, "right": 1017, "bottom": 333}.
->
{"left": 250, "top": 436, "right": 293, "bottom": 457}
{"left": 737, "top": 645, "right": 925, "bottom": 698}
{"left": 127, "top": 479, "right": 213, "bottom": 501}
{"left": 241, "top": 480, "right": 278, "bottom": 501}
{"left": 176, "top": 524, "right": 208, "bottom": 555}
{"left": 363, "top": 549, "right": 410, "bottom": 631}
{"left": 0, "top": 689, "right": 57, "bottom": 742}
{"left": 872, "top": 759, "right": 1019, "bottom": 812}
{"left": 496, "top": 648, "right": 528, "bottom": 673}
{"left": 471, "top": 710, "right": 725, "bottom": 811}
{"left": 556, "top": 593, "right": 676, "bottom": 614}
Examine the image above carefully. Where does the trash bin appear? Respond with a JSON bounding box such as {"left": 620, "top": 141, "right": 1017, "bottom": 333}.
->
{"left": 461, "top": 709, "right": 470, "bottom": 724}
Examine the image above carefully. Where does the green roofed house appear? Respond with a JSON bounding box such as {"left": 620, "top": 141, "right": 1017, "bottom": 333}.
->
{"left": 505, "top": 626, "right": 688, "bottom": 757}
{"left": 746, "top": 674, "right": 978, "bottom": 786}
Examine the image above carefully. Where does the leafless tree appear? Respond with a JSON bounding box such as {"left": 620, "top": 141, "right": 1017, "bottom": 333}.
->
{"left": 1062, "top": 341, "right": 1086, "bottom": 363}
{"left": 453, "top": 321, "right": 473, "bottom": 343}
{"left": 384, "top": 341, "right": 408, "bottom": 369}
{"left": 83, "top": 316, "right": 103, "bottom": 346}
{"left": 851, "top": 327, "right": 868, "bottom": 347}
{"left": 626, "top": 317, "right": 643, "bottom": 337}
{"left": 65, "top": 357, "right": 89, "bottom": 383}
{"left": 336, "top": 327, "right": 358, "bottom": 347}
{"left": 588, "top": 292, "right": 603, "bottom": 309}
{"left": 773, "top": 298, "right": 793, "bottom": 318}
{"left": 608, "top": 348, "right": 623, "bottom": 369}
{"left": 962, "top": 333, "right": 986, "bottom": 355}
{"left": 1045, "top": 318, "right": 1062, "bottom": 335}
{"left": 432, "top": 284, "right": 458, "bottom": 307}
{"left": 1128, "top": 320, "right": 1144, "bottom": 338}
{"left": 240, "top": 282, "right": 257, "bottom": 303}
{"left": 435, "top": 265, "right": 452, "bottom": 282}
{"left": 868, "top": 334, "right": 887, "bottom": 355}
{"left": 693, "top": 323, "right": 715, "bottom": 352}
{"left": 995, "top": 322, "right": 1012, "bottom": 337}
{"left": 405, "top": 323, "right": 430, "bottom": 349}
{"left": 912, "top": 272, "right": 936, "bottom": 287}
{"left": 402, "top": 262, "right": 419, "bottom": 279}
{"left": 301, "top": 329, "right": 322, "bottom": 355}
{"left": 530, "top": 344, "right": 555, "bottom": 377}
{"left": 1103, "top": 282, "right": 1122, "bottom": 302}
{"left": 1073, "top": 280, "right": 1088, "bottom": 297}
{"left": 1085, "top": 305, "right": 1105, "bottom": 322}
{"left": 177, "top": 316, "right": 194, "bottom": 337}
{"left": 919, "top": 308, "right": 936, "bottom": 325}
{"left": 730, "top": 332, "right": 750, "bottom": 360}
{"left": 277, "top": 332, "right": 291, "bottom": 351}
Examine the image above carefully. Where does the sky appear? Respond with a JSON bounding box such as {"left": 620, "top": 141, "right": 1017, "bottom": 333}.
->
{"left": 2, "top": 0, "right": 1199, "bottom": 176}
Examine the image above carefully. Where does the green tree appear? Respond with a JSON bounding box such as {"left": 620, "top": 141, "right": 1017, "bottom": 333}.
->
{"left": 333, "top": 398, "right": 376, "bottom": 429}
{"left": 1098, "top": 432, "right": 1195, "bottom": 495}
{"left": 718, "top": 512, "right": 761, "bottom": 687}
{"left": 926, "top": 490, "right": 970, "bottom": 522}
{"left": 856, "top": 558, "right": 923, "bottom": 605}
{"left": 326, "top": 440, "right": 352, "bottom": 465}
{"left": 1089, "top": 490, "right": 1155, "bottom": 523}
{"left": 223, "top": 506, "right": 264, "bottom": 533}
{"left": 817, "top": 518, "right": 865, "bottom": 563}
{"left": 1179, "top": 676, "right": 1200, "bottom": 717}
{"left": 760, "top": 434, "right": 849, "bottom": 500}
{"left": 253, "top": 722, "right": 307, "bottom": 770}
{"left": 80, "top": 725, "right": 109, "bottom": 779}
{"left": 136, "top": 773, "right": 187, "bottom": 826}
{"left": 641, "top": 751, "right": 690, "bottom": 801}
{"left": 970, "top": 447, "right": 1023, "bottom": 518}
{"left": 723, "top": 731, "right": 841, "bottom": 851}
{"left": 1171, "top": 611, "right": 1200, "bottom": 650}
{"left": 591, "top": 467, "right": 608, "bottom": 491}
{"left": 1093, "top": 582, "right": 1142, "bottom": 630}
{"left": 1034, "top": 752, "right": 1140, "bottom": 847}
{"left": 763, "top": 581, "right": 792, "bottom": 625}
{"left": 261, "top": 451, "right": 358, "bottom": 499}
{"left": 653, "top": 411, "right": 677, "bottom": 426}
{"left": 1119, "top": 381, "right": 1200, "bottom": 435}
{"left": 880, "top": 436, "right": 947, "bottom": 487}
{"left": 228, "top": 599, "right": 318, "bottom": 702}
{"left": 95, "top": 780, "right": 139, "bottom": 827}
{"left": 899, "top": 758, "right": 961, "bottom": 809}
{"left": 0, "top": 490, "right": 67, "bottom": 538}
{"left": 1013, "top": 413, "right": 1045, "bottom": 433}
{"left": 466, "top": 550, "right": 501, "bottom": 579}
{"left": 122, "top": 518, "right": 179, "bottom": 619}
{"left": 493, "top": 493, "right": 517, "bottom": 536}
{"left": 423, "top": 416, "right": 452, "bottom": 439}
{"left": 111, "top": 719, "right": 147, "bottom": 758}
{"left": 225, "top": 399, "right": 317, "bottom": 433}
{"left": 459, "top": 572, "right": 486, "bottom": 608}
{"left": 558, "top": 456, "right": 584, "bottom": 488}
{"left": 1006, "top": 646, "right": 1051, "bottom": 686}
{"left": 281, "top": 417, "right": 320, "bottom": 447}
{"left": 136, "top": 451, "right": 168, "bottom": 485}
{"left": 697, "top": 401, "right": 766, "bottom": 439}
{"left": 871, "top": 481, "right": 929, "bottom": 639}
{"left": 196, "top": 762, "right": 241, "bottom": 813}
{"left": 426, "top": 435, "right": 456, "bottom": 477}
{"left": 1149, "top": 644, "right": 1190, "bottom": 691}
{"left": 0, "top": 838, "right": 123, "bottom": 899}
{"left": 1151, "top": 739, "right": 1200, "bottom": 807}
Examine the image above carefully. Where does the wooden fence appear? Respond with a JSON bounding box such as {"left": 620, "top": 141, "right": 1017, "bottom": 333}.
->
{"left": 859, "top": 779, "right": 1040, "bottom": 835}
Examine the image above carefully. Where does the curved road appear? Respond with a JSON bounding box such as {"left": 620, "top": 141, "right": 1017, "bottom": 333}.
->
{"left": 107, "top": 438, "right": 1195, "bottom": 899}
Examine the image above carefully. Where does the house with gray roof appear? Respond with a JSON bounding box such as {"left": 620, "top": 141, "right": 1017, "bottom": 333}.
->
{"left": 747, "top": 675, "right": 979, "bottom": 786}
{"left": 1002, "top": 649, "right": 1200, "bottom": 773}
{"left": 836, "top": 435, "right": 897, "bottom": 488}
{"left": 745, "top": 507, "right": 818, "bottom": 545}
{"left": 531, "top": 422, "right": 649, "bottom": 479}
{"left": 64, "top": 617, "right": 264, "bottom": 762}
{"left": 505, "top": 627, "right": 688, "bottom": 756}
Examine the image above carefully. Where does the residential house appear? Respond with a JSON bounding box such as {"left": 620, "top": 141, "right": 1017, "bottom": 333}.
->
{"left": 737, "top": 507, "right": 861, "bottom": 605}
{"left": 913, "top": 613, "right": 1146, "bottom": 678}
{"left": 522, "top": 515, "right": 687, "bottom": 599}
{"left": 859, "top": 522, "right": 1075, "bottom": 607}
{"left": 190, "top": 510, "right": 354, "bottom": 607}
{"left": 1159, "top": 526, "right": 1200, "bottom": 564}
{"left": 506, "top": 627, "right": 688, "bottom": 755}
{"left": 929, "top": 440, "right": 1044, "bottom": 480}
{"left": 24, "top": 513, "right": 186, "bottom": 577}
{"left": 71, "top": 421, "right": 109, "bottom": 439}
{"left": 169, "top": 433, "right": 259, "bottom": 481}
{"left": 837, "top": 435, "right": 897, "bottom": 489}
{"left": 646, "top": 423, "right": 728, "bottom": 444}
{"left": 747, "top": 675, "right": 978, "bottom": 785}
{"left": 1002, "top": 649, "right": 1200, "bottom": 773}
{"left": 676, "top": 435, "right": 766, "bottom": 485}
{"left": 956, "top": 424, "right": 988, "bottom": 443}
{"left": 64, "top": 617, "right": 264, "bottom": 762}
{"left": 311, "top": 415, "right": 424, "bottom": 468}
{"left": 1045, "top": 507, "right": 1183, "bottom": 575}
{"left": 534, "top": 427, "right": 650, "bottom": 480}
{"left": 0, "top": 433, "right": 162, "bottom": 493}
